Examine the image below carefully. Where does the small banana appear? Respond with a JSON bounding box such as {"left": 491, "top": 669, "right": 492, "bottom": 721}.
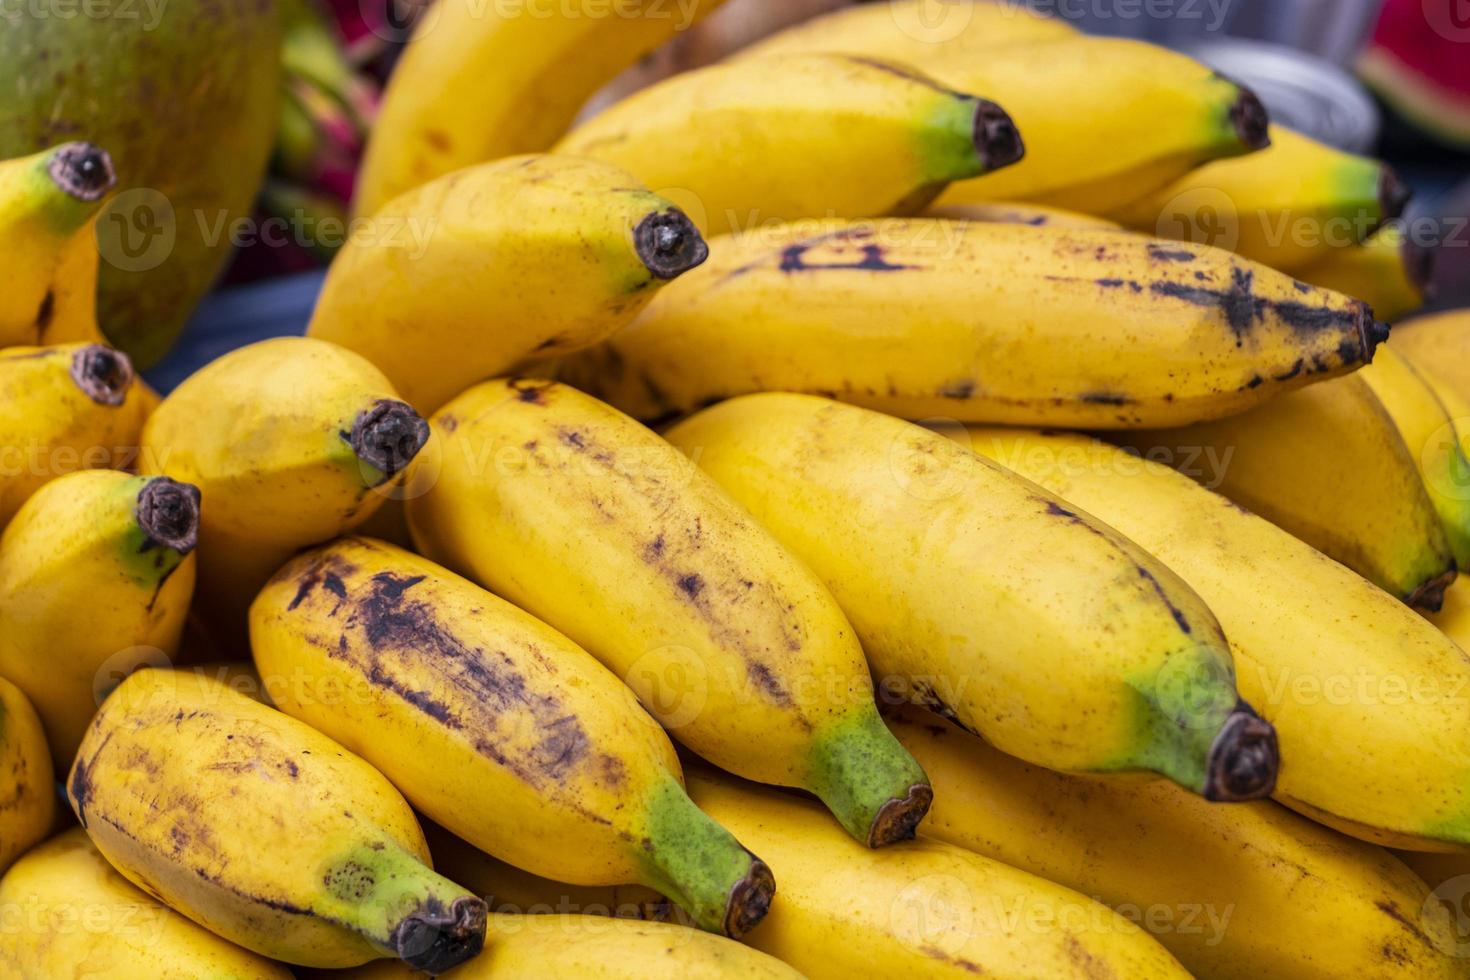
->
{"left": 0, "top": 141, "right": 115, "bottom": 348}
{"left": 889, "top": 707, "right": 1463, "bottom": 980}
{"left": 68, "top": 668, "right": 487, "bottom": 971}
{"left": 250, "top": 537, "right": 775, "bottom": 938}
{"left": 1298, "top": 223, "right": 1433, "bottom": 322}
{"left": 554, "top": 53, "right": 1024, "bottom": 237}
{"left": 665, "top": 394, "right": 1277, "bottom": 801}
{"left": 0, "top": 677, "right": 55, "bottom": 876}
{"left": 406, "top": 379, "right": 930, "bottom": 847}
{"left": 0, "top": 469, "right": 198, "bottom": 768}
{"left": 561, "top": 218, "right": 1386, "bottom": 428}
{"left": 0, "top": 342, "right": 146, "bottom": 529}
{"left": 1386, "top": 309, "right": 1470, "bottom": 400}
{"left": 1115, "top": 126, "right": 1408, "bottom": 273}
{"left": 1112, "top": 371, "right": 1458, "bottom": 609}
{"left": 924, "top": 199, "right": 1125, "bottom": 231}
{"left": 953, "top": 426, "right": 1470, "bottom": 851}
{"left": 309, "top": 155, "right": 707, "bottom": 413}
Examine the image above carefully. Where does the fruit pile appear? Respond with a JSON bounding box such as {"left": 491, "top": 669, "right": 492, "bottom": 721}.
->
{"left": 0, "top": 1, "right": 1467, "bottom": 977}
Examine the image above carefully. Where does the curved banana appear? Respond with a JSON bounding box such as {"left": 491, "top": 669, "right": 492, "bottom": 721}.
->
{"left": 0, "top": 342, "right": 147, "bottom": 529}
{"left": 924, "top": 199, "right": 1124, "bottom": 230}
{"left": 1111, "top": 372, "right": 1457, "bottom": 609}
{"left": 889, "top": 707, "right": 1463, "bottom": 980}
{"left": 0, "top": 141, "right": 115, "bottom": 348}
{"left": 0, "top": 677, "right": 55, "bottom": 876}
{"left": 406, "top": 379, "right": 930, "bottom": 846}
{"left": 951, "top": 426, "right": 1470, "bottom": 851}
{"left": 665, "top": 394, "right": 1276, "bottom": 801}
{"left": 1115, "top": 126, "right": 1406, "bottom": 273}
{"left": 0, "top": 828, "right": 292, "bottom": 980}
{"left": 0, "top": 469, "right": 198, "bottom": 768}
{"left": 250, "top": 537, "right": 774, "bottom": 937}
{"left": 310, "top": 154, "right": 707, "bottom": 413}
{"left": 354, "top": 0, "right": 731, "bottom": 217}
{"left": 554, "top": 53, "right": 1024, "bottom": 236}
{"left": 1388, "top": 309, "right": 1470, "bottom": 399}
{"left": 562, "top": 218, "right": 1386, "bottom": 428}
{"left": 68, "top": 668, "right": 487, "bottom": 971}
{"left": 1298, "top": 223, "right": 1433, "bottom": 322}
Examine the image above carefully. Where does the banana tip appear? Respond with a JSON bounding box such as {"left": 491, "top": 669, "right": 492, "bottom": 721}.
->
{"left": 1402, "top": 233, "right": 1437, "bottom": 300}
{"left": 1203, "top": 702, "right": 1279, "bottom": 802}
{"left": 1229, "top": 86, "right": 1271, "bottom": 151}
{"left": 868, "top": 782, "right": 934, "bottom": 847}
{"left": 724, "top": 858, "right": 775, "bottom": 939}
{"left": 70, "top": 344, "right": 134, "bottom": 406}
{"left": 1408, "top": 568, "right": 1457, "bottom": 613}
{"left": 135, "top": 478, "right": 202, "bottom": 556}
{"left": 972, "top": 100, "right": 1025, "bottom": 172}
{"left": 1378, "top": 167, "right": 1412, "bottom": 223}
{"left": 635, "top": 209, "right": 708, "bottom": 280}
{"left": 393, "top": 895, "right": 488, "bottom": 973}
{"left": 49, "top": 142, "right": 116, "bottom": 202}
{"left": 351, "top": 399, "right": 430, "bottom": 480}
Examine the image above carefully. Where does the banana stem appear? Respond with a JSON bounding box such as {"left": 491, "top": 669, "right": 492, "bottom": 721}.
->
{"left": 69, "top": 344, "right": 133, "bottom": 407}
{"left": 46, "top": 142, "right": 116, "bottom": 202}
{"left": 633, "top": 210, "right": 708, "bottom": 280}
{"left": 1204, "top": 701, "right": 1280, "bottom": 802}
{"left": 349, "top": 399, "right": 429, "bottom": 483}
{"left": 806, "top": 709, "right": 933, "bottom": 848}
{"left": 135, "top": 478, "right": 201, "bottom": 555}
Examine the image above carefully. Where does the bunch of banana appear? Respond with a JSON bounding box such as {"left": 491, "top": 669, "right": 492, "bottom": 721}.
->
{"left": 1115, "top": 126, "right": 1409, "bottom": 273}
{"left": 664, "top": 394, "right": 1277, "bottom": 801}
{"left": 1111, "top": 371, "right": 1458, "bottom": 608}
{"left": 405, "top": 379, "right": 931, "bottom": 847}
{"left": 562, "top": 218, "right": 1386, "bottom": 427}
{"left": 68, "top": 668, "right": 487, "bottom": 970}
{"left": 1389, "top": 308, "right": 1470, "bottom": 400}
{"left": 888, "top": 707, "right": 1462, "bottom": 979}
{"left": 0, "top": 141, "right": 115, "bottom": 348}
{"left": 0, "top": 676, "right": 54, "bottom": 875}
{"left": 250, "top": 537, "right": 775, "bottom": 938}
{"left": 1298, "top": 223, "right": 1433, "bottom": 322}
{"left": 354, "top": 0, "right": 731, "bottom": 216}
{"left": 554, "top": 53, "right": 1024, "bottom": 237}
{"left": 950, "top": 426, "right": 1470, "bottom": 851}
{"left": 0, "top": 342, "right": 147, "bottom": 529}
{"left": 0, "top": 469, "right": 199, "bottom": 767}
{"left": 308, "top": 155, "right": 708, "bottom": 413}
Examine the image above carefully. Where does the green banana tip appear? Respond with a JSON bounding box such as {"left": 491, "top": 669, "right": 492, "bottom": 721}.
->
{"left": 868, "top": 782, "right": 935, "bottom": 848}
{"left": 48, "top": 142, "right": 116, "bottom": 202}
{"left": 1202, "top": 701, "right": 1279, "bottom": 802}
{"left": 973, "top": 100, "right": 1025, "bottom": 172}
{"left": 70, "top": 345, "right": 134, "bottom": 407}
{"left": 392, "top": 894, "right": 488, "bottom": 973}
{"left": 135, "top": 477, "right": 202, "bottom": 556}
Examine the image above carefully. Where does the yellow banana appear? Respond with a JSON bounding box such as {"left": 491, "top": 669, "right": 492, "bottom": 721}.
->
{"left": 354, "top": 0, "right": 731, "bottom": 217}
{"left": 0, "top": 828, "right": 292, "bottom": 980}
{"left": 1111, "top": 371, "right": 1458, "bottom": 609}
{"left": 664, "top": 393, "right": 1276, "bottom": 801}
{"left": 0, "top": 142, "right": 115, "bottom": 348}
{"left": 951, "top": 426, "right": 1470, "bottom": 851}
{"left": 1388, "top": 309, "right": 1470, "bottom": 399}
{"left": 1115, "top": 126, "right": 1407, "bottom": 273}
{"left": 923, "top": 199, "right": 1124, "bottom": 230}
{"left": 0, "top": 469, "right": 198, "bottom": 769}
{"left": 0, "top": 677, "right": 55, "bottom": 876}
{"left": 687, "top": 768, "right": 1190, "bottom": 978}
{"left": 310, "top": 154, "right": 707, "bottom": 413}
{"left": 1298, "top": 223, "right": 1433, "bottom": 322}
{"left": 1427, "top": 580, "right": 1470, "bottom": 651}
{"left": 405, "top": 379, "right": 931, "bottom": 846}
{"left": 554, "top": 53, "right": 1024, "bottom": 237}
{"left": 68, "top": 668, "right": 488, "bottom": 971}
{"left": 562, "top": 218, "right": 1386, "bottom": 428}
{"left": 0, "top": 342, "right": 147, "bottom": 529}
{"left": 888, "top": 706, "right": 1463, "bottom": 979}
{"left": 250, "top": 537, "right": 775, "bottom": 938}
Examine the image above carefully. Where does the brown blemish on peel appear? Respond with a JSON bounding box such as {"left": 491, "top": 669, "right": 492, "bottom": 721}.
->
{"left": 1146, "top": 243, "right": 1197, "bottom": 262}
{"left": 508, "top": 378, "right": 554, "bottom": 405}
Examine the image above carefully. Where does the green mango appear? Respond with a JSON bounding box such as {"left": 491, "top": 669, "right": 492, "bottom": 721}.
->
{"left": 0, "top": 0, "right": 282, "bottom": 366}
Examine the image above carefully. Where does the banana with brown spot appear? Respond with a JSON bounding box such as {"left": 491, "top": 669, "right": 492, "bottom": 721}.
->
{"left": 0, "top": 677, "right": 55, "bottom": 876}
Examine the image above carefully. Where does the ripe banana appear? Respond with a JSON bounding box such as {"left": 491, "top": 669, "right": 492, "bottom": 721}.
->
{"left": 951, "top": 426, "right": 1470, "bottom": 851}
{"left": 687, "top": 767, "right": 1190, "bottom": 978}
{"left": 354, "top": 0, "right": 730, "bottom": 217}
{"left": 888, "top": 707, "right": 1463, "bottom": 980}
{"left": 0, "top": 342, "right": 147, "bottom": 529}
{"left": 0, "top": 141, "right": 115, "bottom": 348}
{"left": 0, "top": 828, "right": 292, "bottom": 980}
{"left": 1298, "top": 223, "right": 1433, "bottom": 322}
{"left": 562, "top": 218, "right": 1386, "bottom": 428}
{"left": 924, "top": 199, "right": 1124, "bottom": 230}
{"left": 553, "top": 53, "right": 1024, "bottom": 237}
{"left": 1111, "top": 372, "right": 1458, "bottom": 609}
{"left": 68, "top": 667, "right": 488, "bottom": 971}
{"left": 309, "top": 154, "right": 707, "bottom": 413}
{"left": 1427, "top": 580, "right": 1470, "bottom": 651}
{"left": 665, "top": 393, "right": 1276, "bottom": 801}
{"left": 1387, "top": 309, "right": 1470, "bottom": 399}
{"left": 1115, "top": 126, "right": 1407, "bottom": 273}
{"left": 0, "top": 469, "right": 198, "bottom": 768}
{"left": 0, "top": 676, "right": 55, "bottom": 875}
{"left": 405, "top": 379, "right": 930, "bottom": 846}
{"left": 250, "top": 537, "right": 775, "bottom": 938}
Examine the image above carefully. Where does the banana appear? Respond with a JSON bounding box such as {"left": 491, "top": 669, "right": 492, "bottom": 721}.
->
{"left": 1427, "top": 580, "right": 1470, "bottom": 651}
{"left": 1395, "top": 846, "right": 1470, "bottom": 900}
{"left": 888, "top": 706, "right": 1463, "bottom": 979}
{"left": 141, "top": 336, "right": 429, "bottom": 643}
{"left": 0, "top": 469, "right": 198, "bottom": 769}
{"left": 0, "top": 342, "right": 146, "bottom": 529}
{"left": 553, "top": 53, "right": 1024, "bottom": 237}
{"left": 404, "top": 379, "right": 931, "bottom": 846}
{"left": 1111, "top": 372, "right": 1458, "bottom": 609}
{"left": 309, "top": 154, "right": 707, "bottom": 413}
{"left": 924, "top": 199, "right": 1124, "bottom": 230}
{"left": 687, "top": 767, "right": 1190, "bottom": 978}
{"left": 0, "top": 142, "right": 115, "bottom": 348}
{"left": 1388, "top": 309, "right": 1470, "bottom": 400}
{"left": 561, "top": 218, "right": 1386, "bottom": 428}
{"left": 354, "top": 0, "right": 731, "bottom": 217}
{"left": 664, "top": 393, "right": 1276, "bottom": 800}
{"left": 68, "top": 667, "right": 487, "bottom": 970}
{"left": 1115, "top": 126, "right": 1407, "bottom": 273}
{"left": 0, "top": 828, "right": 292, "bottom": 980}
{"left": 950, "top": 425, "right": 1470, "bottom": 851}
{"left": 0, "top": 677, "right": 55, "bottom": 876}
{"left": 250, "top": 537, "right": 775, "bottom": 937}
{"left": 1298, "top": 223, "right": 1434, "bottom": 322}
